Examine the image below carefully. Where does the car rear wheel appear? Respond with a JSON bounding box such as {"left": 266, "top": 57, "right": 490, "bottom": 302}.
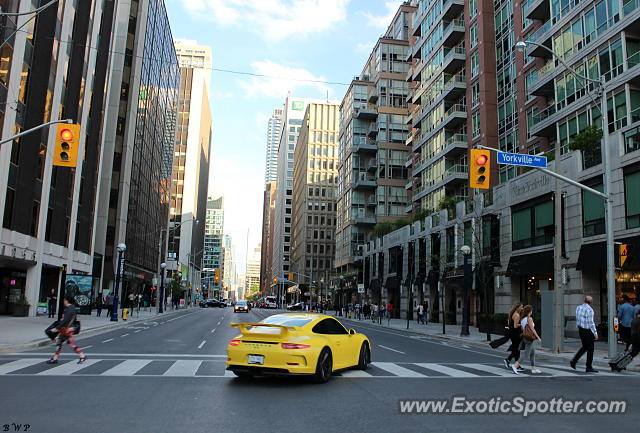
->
{"left": 357, "top": 342, "right": 370, "bottom": 370}
{"left": 313, "top": 348, "right": 332, "bottom": 383}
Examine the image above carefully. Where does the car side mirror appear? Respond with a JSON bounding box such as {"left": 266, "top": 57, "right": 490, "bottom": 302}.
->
{"left": 349, "top": 329, "right": 356, "bottom": 335}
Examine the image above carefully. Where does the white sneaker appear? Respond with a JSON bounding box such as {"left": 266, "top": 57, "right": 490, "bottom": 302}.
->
{"left": 531, "top": 369, "right": 543, "bottom": 374}
{"left": 503, "top": 359, "right": 510, "bottom": 369}
{"left": 511, "top": 364, "right": 520, "bottom": 375}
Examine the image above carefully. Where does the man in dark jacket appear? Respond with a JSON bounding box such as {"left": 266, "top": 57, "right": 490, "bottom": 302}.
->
{"left": 629, "top": 311, "right": 640, "bottom": 359}
{"left": 47, "top": 296, "right": 87, "bottom": 364}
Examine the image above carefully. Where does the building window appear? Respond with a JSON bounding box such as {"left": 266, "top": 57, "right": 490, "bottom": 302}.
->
{"left": 472, "top": 112, "right": 481, "bottom": 138}
{"left": 470, "top": 23, "right": 478, "bottom": 48}
{"left": 624, "top": 171, "right": 640, "bottom": 229}
{"left": 471, "top": 81, "right": 480, "bottom": 107}
{"left": 470, "top": 0, "right": 478, "bottom": 18}
{"left": 471, "top": 52, "right": 479, "bottom": 77}
{"left": 511, "top": 199, "right": 554, "bottom": 250}
{"left": 582, "top": 183, "right": 605, "bottom": 236}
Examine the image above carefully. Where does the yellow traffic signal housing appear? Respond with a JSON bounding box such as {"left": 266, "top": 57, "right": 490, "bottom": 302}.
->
{"left": 53, "top": 123, "right": 81, "bottom": 167}
{"left": 619, "top": 244, "right": 629, "bottom": 268}
{"left": 273, "top": 277, "right": 278, "bottom": 285}
{"left": 469, "top": 149, "right": 491, "bottom": 189}
{"left": 214, "top": 269, "right": 220, "bottom": 283}
{"left": 288, "top": 273, "right": 294, "bottom": 281}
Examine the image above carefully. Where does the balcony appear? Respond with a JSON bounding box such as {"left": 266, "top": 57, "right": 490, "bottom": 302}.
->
{"left": 441, "top": 133, "right": 467, "bottom": 158}
{"left": 442, "top": 19, "right": 465, "bottom": 47}
{"left": 442, "top": 74, "right": 466, "bottom": 101}
{"left": 405, "top": 179, "right": 413, "bottom": 190}
{"left": 353, "top": 215, "right": 376, "bottom": 225}
{"left": 442, "top": 0, "right": 464, "bottom": 20}
{"left": 366, "top": 195, "right": 377, "bottom": 207}
{"left": 527, "top": 60, "right": 555, "bottom": 96}
{"left": 442, "top": 103, "right": 467, "bottom": 129}
{"left": 528, "top": 104, "right": 557, "bottom": 137}
{"left": 525, "top": 0, "right": 551, "bottom": 21}
{"left": 442, "top": 47, "right": 465, "bottom": 74}
{"left": 352, "top": 139, "right": 377, "bottom": 153}
{"left": 354, "top": 107, "right": 378, "bottom": 120}
{"left": 367, "top": 159, "right": 378, "bottom": 172}
{"left": 367, "top": 122, "right": 378, "bottom": 138}
{"left": 526, "top": 19, "right": 553, "bottom": 53}
{"left": 368, "top": 89, "right": 378, "bottom": 103}
{"left": 352, "top": 172, "right": 377, "bottom": 189}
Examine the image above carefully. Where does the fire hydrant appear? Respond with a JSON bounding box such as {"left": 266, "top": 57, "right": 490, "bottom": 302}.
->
{"left": 122, "top": 308, "right": 129, "bottom": 320}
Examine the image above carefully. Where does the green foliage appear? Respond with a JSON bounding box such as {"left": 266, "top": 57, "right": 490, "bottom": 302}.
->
{"left": 373, "top": 218, "right": 410, "bottom": 238}
{"left": 412, "top": 207, "right": 432, "bottom": 222}
{"left": 169, "top": 274, "right": 183, "bottom": 297}
{"left": 437, "top": 196, "right": 457, "bottom": 212}
{"left": 570, "top": 125, "right": 602, "bottom": 168}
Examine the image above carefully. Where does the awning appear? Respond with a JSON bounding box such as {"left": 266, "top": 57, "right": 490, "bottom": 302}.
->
{"left": 577, "top": 236, "right": 640, "bottom": 271}
{"left": 506, "top": 250, "right": 553, "bottom": 277}
{"left": 384, "top": 276, "right": 399, "bottom": 290}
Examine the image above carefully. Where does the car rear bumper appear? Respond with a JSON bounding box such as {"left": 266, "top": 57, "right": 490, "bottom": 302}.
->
{"left": 226, "top": 365, "right": 313, "bottom": 377}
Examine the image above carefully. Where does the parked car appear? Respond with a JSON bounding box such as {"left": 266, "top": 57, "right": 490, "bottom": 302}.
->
{"left": 287, "top": 302, "right": 304, "bottom": 311}
{"left": 204, "top": 299, "right": 226, "bottom": 308}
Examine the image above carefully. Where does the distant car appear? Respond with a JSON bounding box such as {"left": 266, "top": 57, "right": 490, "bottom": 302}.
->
{"left": 205, "top": 299, "right": 225, "bottom": 308}
{"left": 234, "top": 301, "right": 249, "bottom": 313}
{"left": 227, "top": 313, "right": 371, "bottom": 383}
{"left": 287, "top": 302, "right": 303, "bottom": 311}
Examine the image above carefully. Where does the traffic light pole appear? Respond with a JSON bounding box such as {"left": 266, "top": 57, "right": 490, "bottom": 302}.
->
{"left": 0, "top": 119, "right": 72, "bottom": 148}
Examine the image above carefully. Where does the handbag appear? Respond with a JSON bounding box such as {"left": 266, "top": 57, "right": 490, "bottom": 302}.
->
{"left": 44, "top": 321, "right": 60, "bottom": 341}
{"left": 522, "top": 322, "right": 536, "bottom": 341}
{"left": 71, "top": 319, "right": 81, "bottom": 335}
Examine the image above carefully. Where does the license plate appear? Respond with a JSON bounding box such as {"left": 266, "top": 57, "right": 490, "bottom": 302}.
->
{"left": 248, "top": 355, "right": 264, "bottom": 365}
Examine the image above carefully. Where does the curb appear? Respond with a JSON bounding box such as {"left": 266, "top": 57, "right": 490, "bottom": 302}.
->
{"left": 0, "top": 308, "right": 192, "bottom": 354}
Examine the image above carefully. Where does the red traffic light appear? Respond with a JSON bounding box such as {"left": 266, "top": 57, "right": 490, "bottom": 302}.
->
{"left": 60, "top": 128, "right": 74, "bottom": 141}
{"left": 476, "top": 155, "right": 488, "bottom": 165}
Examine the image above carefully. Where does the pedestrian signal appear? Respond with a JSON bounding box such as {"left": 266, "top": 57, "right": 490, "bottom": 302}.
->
{"left": 53, "top": 123, "right": 81, "bottom": 167}
{"left": 469, "top": 149, "right": 491, "bottom": 189}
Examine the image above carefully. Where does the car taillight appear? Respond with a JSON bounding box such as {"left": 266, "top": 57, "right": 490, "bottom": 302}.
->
{"left": 229, "top": 340, "right": 241, "bottom": 346}
{"left": 281, "top": 343, "right": 310, "bottom": 349}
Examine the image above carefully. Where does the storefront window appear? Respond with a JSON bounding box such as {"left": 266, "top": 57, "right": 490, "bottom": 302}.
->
{"left": 512, "top": 200, "right": 554, "bottom": 250}
{"left": 582, "top": 183, "right": 605, "bottom": 236}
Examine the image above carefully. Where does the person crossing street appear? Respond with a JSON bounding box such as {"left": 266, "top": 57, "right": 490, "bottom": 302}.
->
{"left": 47, "top": 296, "right": 87, "bottom": 365}
{"left": 570, "top": 296, "right": 599, "bottom": 373}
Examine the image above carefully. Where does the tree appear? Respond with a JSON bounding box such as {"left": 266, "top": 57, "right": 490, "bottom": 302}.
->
{"left": 169, "top": 273, "right": 183, "bottom": 298}
{"left": 570, "top": 125, "right": 603, "bottom": 168}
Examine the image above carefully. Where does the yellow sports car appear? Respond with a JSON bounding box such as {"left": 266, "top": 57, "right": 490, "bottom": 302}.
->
{"left": 226, "top": 313, "right": 371, "bottom": 383}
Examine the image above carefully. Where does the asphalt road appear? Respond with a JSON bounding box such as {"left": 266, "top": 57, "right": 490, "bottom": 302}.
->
{"left": 1, "top": 307, "right": 638, "bottom": 433}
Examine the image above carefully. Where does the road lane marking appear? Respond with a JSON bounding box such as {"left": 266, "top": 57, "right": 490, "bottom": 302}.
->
{"left": 378, "top": 345, "right": 406, "bottom": 354}
{"left": 224, "top": 369, "right": 235, "bottom": 377}
{"left": 121, "top": 334, "right": 129, "bottom": 337}
{"left": 340, "top": 369, "right": 373, "bottom": 378}
{"left": 134, "top": 330, "right": 142, "bottom": 333}
{"left": 371, "top": 362, "right": 425, "bottom": 377}
{"left": 102, "top": 339, "right": 114, "bottom": 343}
{"left": 211, "top": 328, "right": 216, "bottom": 333}
{"left": 217, "top": 321, "right": 221, "bottom": 325}
{"left": 464, "top": 363, "right": 515, "bottom": 377}
{"left": 0, "top": 359, "right": 43, "bottom": 374}
{"left": 4, "top": 353, "right": 228, "bottom": 358}
{"left": 101, "top": 360, "right": 152, "bottom": 376}
{"left": 163, "top": 360, "right": 202, "bottom": 376}
{"left": 38, "top": 359, "right": 98, "bottom": 375}
{"left": 415, "top": 363, "right": 476, "bottom": 377}
{"left": 198, "top": 340, "right": 206, "bottom": 349}
{"left": 80, "top": 345, "right": 93, "bottom": 350}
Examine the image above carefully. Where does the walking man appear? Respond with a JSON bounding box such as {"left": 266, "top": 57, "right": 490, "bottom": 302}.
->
{"left": 417, "top": 303, "right": 425, "bottom": 324}
{"left": 105, "top": 293, "right": 112, "bottom": 318}
{"left": 570, "top": 296, "right": 598, "bottom": 373}
{"left": 617, "top": 295, "right": 635, "bottom": 351}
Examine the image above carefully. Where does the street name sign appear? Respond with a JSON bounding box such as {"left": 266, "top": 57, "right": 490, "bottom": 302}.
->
{"left": 497, "top": 151, "right": 547, "bottom": 168}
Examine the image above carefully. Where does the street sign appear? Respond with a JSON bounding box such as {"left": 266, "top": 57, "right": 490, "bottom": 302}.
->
{"left": 497, "top": 151, "right": 547, "bottom": 168}
{"left": 357, "top": 283, "right": 365, "bottom": 294}
{"left": 619, "top": 244, "right": 629, "bottom": 267}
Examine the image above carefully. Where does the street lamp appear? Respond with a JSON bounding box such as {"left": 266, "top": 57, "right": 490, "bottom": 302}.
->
{"left": 516, "top": 39, "right": 616, "bottom": 357}
{"left": 159, "top": 262, "right": 167, "bottom": 313}
{"left": 111, "top": 243, "right": 126, "bottom": 322}
{"left": 460, "top": 245, "right": 471, "bottom": 336}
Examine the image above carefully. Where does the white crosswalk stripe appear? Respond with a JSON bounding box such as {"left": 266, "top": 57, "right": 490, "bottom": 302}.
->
{"left": 0, "top": 358, "right": 636, "bottom": 379}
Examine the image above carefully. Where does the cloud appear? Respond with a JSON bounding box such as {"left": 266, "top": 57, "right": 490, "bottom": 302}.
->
{"left": 355, "top": 42, "right": 375, "bottom": 53}
{"left": 362, "top": 1, "right": 403, "bottom": 28}
{"left": 255, "top": 112, "right": 271, "bottom": 130}
{"left": 239, "top": 60, "right": 331, "bottom": 99}
{"left": 180, "top": 0, "right": 350, "bottom": 41}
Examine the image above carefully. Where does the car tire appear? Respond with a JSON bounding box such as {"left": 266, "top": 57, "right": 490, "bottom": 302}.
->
{"left": 233, "top": 371, "right": 252, "bottom": 378}
{"left": 357, "top": 342, "right": 370, "bottom": 370}
{"left": 312, "top": 348, "right": 332, "bottom": 383}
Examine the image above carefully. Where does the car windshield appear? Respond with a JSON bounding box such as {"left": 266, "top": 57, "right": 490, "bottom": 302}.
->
{"left": 236, "top": 301, "right": 247, "bottom": 306}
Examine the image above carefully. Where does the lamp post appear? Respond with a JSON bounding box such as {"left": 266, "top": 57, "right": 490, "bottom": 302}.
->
{"left": 460, "top": 245, "right": 471, "bottom": 336}
{"left": 111, "top": 243, "right": 126, "bottom": 322}
{"left": 159, "top": 262, "right": 167, "bottom": 313}
{"left": 515, "top": 39, "right": 616, "bottom": 357}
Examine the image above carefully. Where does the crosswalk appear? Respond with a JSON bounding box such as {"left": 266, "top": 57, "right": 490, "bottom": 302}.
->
{"left": 0, "top": 357, "right": 636, "bottom": 379}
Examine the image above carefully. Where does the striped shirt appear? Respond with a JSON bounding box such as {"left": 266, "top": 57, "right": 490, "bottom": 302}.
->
{"left": 576, "top": 303, "right": 597, "bottom": 337}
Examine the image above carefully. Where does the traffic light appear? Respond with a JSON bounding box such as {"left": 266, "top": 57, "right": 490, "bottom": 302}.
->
{"left": 469, "top": 148, "right": 491, "bottom": 189}
{"left": 619, "top": 244, "right": 629, "bottom": 268}
{"left": 53, "top": 123, "right": 81, "bottom": 167}
{"left": 214, "top": 269, "right": 220, "bottom": 284}
{"left": 288, "top": 273, "right": 294, "bottom": 281}
{"left": 273, "top": 277, "right": 278, "bottom": 285}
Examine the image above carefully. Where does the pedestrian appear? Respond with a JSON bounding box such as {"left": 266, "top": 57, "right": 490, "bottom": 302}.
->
{"left": 629, "top": 311, "right": 640, "bottom": 359}
{"left": 504, "top": 303, "right": 523, "bottom": 368}
{"left": 387, "top": 302, "right": 393, "bottom": 323}
{"left": 511, "top": 305, "right": 542, "bottom": 374}
{"left": 105, "top": 293, "right": 112, "bottom": 318}
{"left": 363, "top": 303, "right": 370, "bottom": 320}
{"left": 617, "top": 295, "right": 635, "bottom": 351}
{"left": 47, "top": 289, "right": 57, "bottom": 318}
{"left": 417, "top": 304, "right": 425, "bottom": 324}
{"left": 570, "top": 296, "right": 599, "bottom": 373}
{"left": 634, "top": 298, "right": 640, "bottom": 318}
{"left": 47, "top": 296, "right": 87, "bottom": 365}
{"left": 96, "top": 293, "right": 103, "bottom": 317}
{"left": 128, "top": 292, "right": 135, "bottom": 310}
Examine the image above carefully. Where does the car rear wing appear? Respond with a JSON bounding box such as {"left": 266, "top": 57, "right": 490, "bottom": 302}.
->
{"left": 230, "top": 322, "right": 297, "bottom": 338}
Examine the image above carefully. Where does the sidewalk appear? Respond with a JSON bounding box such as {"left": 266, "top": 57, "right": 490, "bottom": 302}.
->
{"left": 338, "top": 314, "right": 630, "bottom": 368}
{"left": 0, "top": 306, "right": 190, "bottom": 353}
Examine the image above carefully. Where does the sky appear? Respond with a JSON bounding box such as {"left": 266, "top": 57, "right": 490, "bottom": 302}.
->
{"left": 165, "top": 0, "right": 404, "bottom": 271}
